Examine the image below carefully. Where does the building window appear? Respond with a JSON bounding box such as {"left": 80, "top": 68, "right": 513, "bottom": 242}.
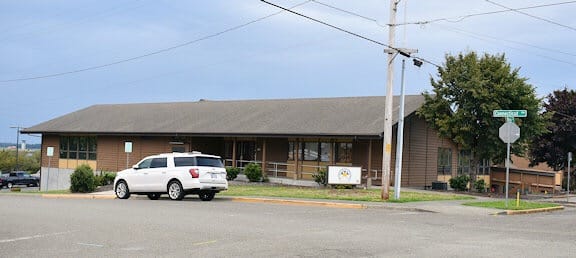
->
{"left": 336, "top": 143, "right": 352, "bottom": 163}
{"left": 437, "top": 148, "right": 452, "bottom": 175}
{"left": 288, "top": 142, "right": 295, "bottom": 161}
{"left": 478, "top": 159, "right": 490, "bottom": 175}
{"left": 458, "top": 150, "right": 471, "bottom": 175}
{"left": 59, "top": 136, "right": 97, "bottom": 160}
{"left": 320, "top": 142, "right": 331, "bottom": 162}
{"left": 302, "top": 142, "right": 319, "bottom": 161}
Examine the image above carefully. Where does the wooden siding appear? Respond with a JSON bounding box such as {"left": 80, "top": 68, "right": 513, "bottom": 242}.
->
{"left": 41, "top": 135, "right": 60, "bottom": 167}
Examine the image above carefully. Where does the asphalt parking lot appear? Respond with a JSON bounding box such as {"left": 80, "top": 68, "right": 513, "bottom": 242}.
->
{"left": 1, "top": 195, "right": 576, "bottom": 257}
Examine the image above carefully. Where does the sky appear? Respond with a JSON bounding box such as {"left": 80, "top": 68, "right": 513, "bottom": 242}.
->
{"left": 0, "top": 0, "right": 574, "bottom": 144}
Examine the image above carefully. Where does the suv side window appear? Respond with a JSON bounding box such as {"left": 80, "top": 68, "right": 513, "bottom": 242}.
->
{"left": 137, "top": 158, "right": 153, "bottom": 169}
{"left": 150, "top": 158, "right": 167, "bottom": 168}
{"left": 174, "top": 157, "right": 196, "bottom": 167}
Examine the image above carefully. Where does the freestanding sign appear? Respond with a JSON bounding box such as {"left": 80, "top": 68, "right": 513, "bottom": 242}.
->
{"left": 499, "top": 122, "right": 520, "bottom": 144}
{"left": 328, "top": 166, "right": 361, "bottom": 185}
{"left": 494, "top": 110, "right": 526, "bottom": 207}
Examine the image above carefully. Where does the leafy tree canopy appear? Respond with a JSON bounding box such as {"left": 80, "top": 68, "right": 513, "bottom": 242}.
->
{"left": 530, "top": 88, "right": 576, "bottom": 170}
{"left": 418, "top": 51, "right": 547, "bottom": 165}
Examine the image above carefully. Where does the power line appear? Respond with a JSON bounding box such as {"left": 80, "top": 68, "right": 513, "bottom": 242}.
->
{"left": 485, "top": 0, "right": 576, "bottom": 32}
{"left": 396, "top": 1, "right": 576, "bottom": 26}
{"left": 309, "top": 0, "right": 575, "bottom": 64}
{"left": 0, "top": 1, "right": 313, "bottom": 83}
{"left": 260, "top": 0, "right": 437, "bottom": 66}
{"left": 434, "top": 23, "right": 576, "bottom": 66}
{"left": 310, "top": 0, "right": 387, "bottom": 28}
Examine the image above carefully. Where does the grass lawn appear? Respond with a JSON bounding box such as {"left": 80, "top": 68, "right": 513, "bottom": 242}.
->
{"left": 221, "top": 185, "right": 474, "bottom": 203}
{"left": 464, "top": 200, "right": 561, "bottom": 210}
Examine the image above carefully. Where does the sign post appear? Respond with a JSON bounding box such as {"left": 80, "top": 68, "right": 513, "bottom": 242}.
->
{"left": 46, "top": 147, "right": 54, "bottom": 191}
{"left": 494, "top": 110, "right": 525, "bottom": 208}
{"left": 125, "top": 141, "right": 133, "bottom": 169}
{"left": 568, "top": 152, "right": 572, "bottom": 202}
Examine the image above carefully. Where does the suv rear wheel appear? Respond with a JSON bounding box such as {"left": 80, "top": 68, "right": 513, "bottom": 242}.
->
{"left": 199, "top": 192, "right": 215, "bottom": 201}
{"left": 167, "top": 181, "right": 184, "bottom": 200}
{"left": 115, "top": 181, "right": 131, "bottom": 199}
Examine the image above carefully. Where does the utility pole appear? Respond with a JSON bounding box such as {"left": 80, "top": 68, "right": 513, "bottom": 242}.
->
{"left": 10, "top": 126, "right": 21, "bottom": 171}
{"left": 382, "top": 0, "right": 399, "bottom": 200}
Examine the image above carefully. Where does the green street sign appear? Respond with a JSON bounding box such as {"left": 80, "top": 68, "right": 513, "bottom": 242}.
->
{"left": 493, "top": 110, "right": 527, "bottom": 118}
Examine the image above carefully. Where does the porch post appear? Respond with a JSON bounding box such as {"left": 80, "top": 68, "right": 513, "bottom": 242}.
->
{"left": 294, "top": 140, "right": 300, "bottom": 180}
{"left": 262, "top": 139, "right": 267, "bottom": 178}
{"left": 367, "top": 140, "right": 373, "bottom": 187}
{"left": 232, "top": 139, "right": 237, "bottom": 168}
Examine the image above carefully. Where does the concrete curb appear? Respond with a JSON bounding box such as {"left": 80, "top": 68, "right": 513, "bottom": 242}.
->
{"left": 231, "top": 197, "right": 367, "bottom": 209}
{"left": 493, "top": 206, "right": 565, "bottom": 215}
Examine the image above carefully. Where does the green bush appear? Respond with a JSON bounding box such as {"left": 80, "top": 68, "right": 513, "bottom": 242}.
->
{"left": 449, "top": 174, "right": 470, "bottom": 191}
{"left": 94, "top": 172, "right": 116, "bottom": 187}
{"left": 226, "top": 167, "right": 241, "bottom": 181}
{"left": 70, "top": 164, "right": 96, "bottom": 193}
{"left": 313, "top": 169, "right": 328, "bottom": 186}
{"left": 474, "top": 178, "right": 486, "bottom": 193}
{"left": 244, "top": 163, "right": 262, "bottom": 182}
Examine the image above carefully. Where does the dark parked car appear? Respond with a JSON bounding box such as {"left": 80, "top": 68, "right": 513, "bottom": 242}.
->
{"left": 1, "top": 172, "right": 39, "bottom": 188}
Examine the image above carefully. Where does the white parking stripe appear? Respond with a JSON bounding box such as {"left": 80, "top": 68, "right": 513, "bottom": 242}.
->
{"left": 0, "top": 231, "right": 74, "bottom": 243}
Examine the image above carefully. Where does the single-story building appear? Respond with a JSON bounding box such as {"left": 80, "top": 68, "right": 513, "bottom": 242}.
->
{"left": 23, "top": 95, "right": 482, "bottom": 190}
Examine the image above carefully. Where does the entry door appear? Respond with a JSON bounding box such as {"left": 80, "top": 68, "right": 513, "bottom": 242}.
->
{"left": 236, "top": 141, "right": 256, "bottom": 161}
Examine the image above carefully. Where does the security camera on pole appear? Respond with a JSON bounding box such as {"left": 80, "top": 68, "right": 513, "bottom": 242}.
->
{"left": 493, "top": 109, "right": 526, "bottom": 207}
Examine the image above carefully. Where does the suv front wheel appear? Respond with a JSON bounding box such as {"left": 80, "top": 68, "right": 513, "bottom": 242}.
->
{"left": 115, "top": 181, "right": 131, "bottom": 199}
{"left": 167, "top": 180, "right": 184, "bottom": 200}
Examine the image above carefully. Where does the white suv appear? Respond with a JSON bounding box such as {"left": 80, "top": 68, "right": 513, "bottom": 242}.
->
{"left": 114, "top": 152, "right": 228, "bottom": 201}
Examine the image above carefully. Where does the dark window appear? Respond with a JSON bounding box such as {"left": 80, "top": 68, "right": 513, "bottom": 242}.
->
{"left": 336, "top": 143, "right": 353, "bottom": 163}
{"left": 174, "top": 157, "right": 196, "bottom": 167}
{"left": 288, "top": 142, "right": 295, "bottom": 161}
{"left": 196, "top": 157, "right": 224, "bottom": 168}
{"left": 150, "top": 158, "right": 167, "bottom": 168}
{"left": 437, "top": 148, "right": 452, "bottom": 175}
{"left": 59, "top": 136, "right": 97, "bottom": 160}
{"left": 172, "top": 146, "right": 185, "bottom": 153}
{"left": 458, "top": 150, "right": 471, "bottom": 175}
{"left": 302, "top": 142, "right": 319, "bottom": 161}
{"left": 320, "top": 142, "right": 331, "bottom": 162}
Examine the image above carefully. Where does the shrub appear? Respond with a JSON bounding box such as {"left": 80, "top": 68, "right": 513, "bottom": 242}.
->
{"left": 312, "top": 169, "right": 328, "bottom": 186}
{"left": 449, "top": 174, "right": 470, "bottom": 191}
{"left": 94, "top": 172, "right": 116, "bottom": 187}
{"left": 474, "top": 178, "right": 486, "bottom": 193}
{"left": 226, "top": 167, "right": 241, "bottom": 181}
{"left": 70, "top": 164, "right": 96, "bottom": 193}
{"left": 244, "top": 163, "right": 262, "bottom": 182}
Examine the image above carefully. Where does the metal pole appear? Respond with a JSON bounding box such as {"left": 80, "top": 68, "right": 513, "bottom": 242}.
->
{"left": 382, "top": 0, "right": 399, "bottom": 200}
{"left": 394, "top": 59, "right": 406, "bottom": 200}
{"left": 505, "top": 123, "right": 511, "bottom": 208}
{"left": 568, "top": 152, "right": 572, "bottom": 202}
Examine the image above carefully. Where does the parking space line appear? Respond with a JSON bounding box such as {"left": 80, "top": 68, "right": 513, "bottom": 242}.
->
{"left": 0, "top": 231, "right": 74, "bottom": 243}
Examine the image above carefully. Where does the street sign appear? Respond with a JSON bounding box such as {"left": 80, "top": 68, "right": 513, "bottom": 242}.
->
{"left": 493, "top": 110, "right": 527, "bottom": 118}
{"left": 499, "top": 122, "right": 520, "bottom": 143}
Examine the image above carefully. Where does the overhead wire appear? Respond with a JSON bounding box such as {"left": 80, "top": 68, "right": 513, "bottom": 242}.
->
{"left": 396, "top": 1, "right": 576, "bottom": 26}
{"left": 0, "top": 0, "right": 313, "bottom": 83}
{"left": 260, "top": 0, "right": 439, "bottom": 67}
{"left": 307, "top": 0, "right": 575, "bottom": 66}
{"left": 485, "top": 0, "right": 576, "bottom": 32}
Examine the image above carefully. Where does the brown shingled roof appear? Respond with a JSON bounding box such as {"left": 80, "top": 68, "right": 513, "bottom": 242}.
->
{"left": 22, "top": 95, "right": 425, "bottom": 138}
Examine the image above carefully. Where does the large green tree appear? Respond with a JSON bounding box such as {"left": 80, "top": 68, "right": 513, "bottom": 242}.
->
{"left": 530, "top": 88, "right": 576, "bottom": 171}
{"left": 418, "top": 52, "right": 547, "bottom": 174}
